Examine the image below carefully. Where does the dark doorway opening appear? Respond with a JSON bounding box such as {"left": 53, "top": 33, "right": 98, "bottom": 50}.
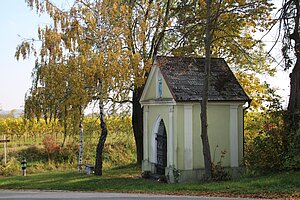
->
{"left": 156, "top": 120, "right": 167, "bottom": 175}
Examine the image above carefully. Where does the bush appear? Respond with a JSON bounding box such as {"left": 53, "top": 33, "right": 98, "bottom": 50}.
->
{"left": 284, "top": 121, "right": 300, "bottom": 170}
{"left": 17, "top": 145, "right": 48, "bottom": 163}
{"left": 244, "top": 109, "right": 300, "bottom": 174}
{"left": 0, "top": 157, "right": 20, "bottom": 176}
{"left": 58, "top": 141, "right": 79, "bottom": 164}
{"left": 42, "top": 135, "right": 61, "bottom": 162}
{"left": 244, "top": 110, "right": 286, "bottom": 174}
{"left": 244, "top": 131, "right": 285, "bottom": 173}
{"left": 212, "top": 150, "right": 230, "bottom": 181}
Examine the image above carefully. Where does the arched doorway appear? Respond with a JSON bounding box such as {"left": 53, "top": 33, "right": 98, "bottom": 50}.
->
{"left": 156, "top": 120, "right": 167, "bottom": 175}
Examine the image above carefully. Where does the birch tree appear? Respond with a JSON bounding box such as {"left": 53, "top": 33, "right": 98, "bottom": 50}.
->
{"left": 17, "top": 0, "right": 130, "bottom": 175}
{"left": 16, "top": 0, "right": 173, "bottom": 173}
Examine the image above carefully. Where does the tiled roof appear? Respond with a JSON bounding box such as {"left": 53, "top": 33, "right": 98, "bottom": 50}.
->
{"left": 156, "top": 56, "right": 250, "bottom": 102}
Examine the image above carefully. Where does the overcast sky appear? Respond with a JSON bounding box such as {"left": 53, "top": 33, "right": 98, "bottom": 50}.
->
{"left": 0, "top": 1, "right": 290, "bottom": 111}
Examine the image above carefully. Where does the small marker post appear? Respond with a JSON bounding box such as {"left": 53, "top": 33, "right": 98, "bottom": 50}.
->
{"left": 21, "top": 158, "right": 27, "bottom": 176}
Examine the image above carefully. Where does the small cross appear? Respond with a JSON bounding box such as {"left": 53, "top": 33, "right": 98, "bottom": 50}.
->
{"left": 0, "top": 135, "right": 10, "bottom": 165}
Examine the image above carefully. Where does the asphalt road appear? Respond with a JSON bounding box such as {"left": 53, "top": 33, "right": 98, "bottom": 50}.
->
{"left": 0, "top": 190, "right": 264, "bottom": 200}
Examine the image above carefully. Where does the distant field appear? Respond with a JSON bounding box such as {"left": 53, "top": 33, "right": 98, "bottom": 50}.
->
{"left": 0, "top": 116, "right": 136, "bottom": 176}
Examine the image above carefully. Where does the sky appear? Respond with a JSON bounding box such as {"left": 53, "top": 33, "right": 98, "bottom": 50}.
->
{"left": 0, "top": 1, "right": 290, "bottom": 111}
{"left": 0, "top": 1, "right": 73, "bottom": 111}
{"left": 0, "top": 1, "right": 48, "bottom": 111}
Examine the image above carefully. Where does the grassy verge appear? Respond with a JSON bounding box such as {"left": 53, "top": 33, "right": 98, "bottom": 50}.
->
{"left": 0, "top": 165, "right": 299, "bottom": 199}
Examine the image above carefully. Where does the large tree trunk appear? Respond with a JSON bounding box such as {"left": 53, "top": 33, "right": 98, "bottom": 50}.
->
{"left": 288, "top": 61, "right": 300, "bottom": 113}
{"left": 128, "top": 0, "right": 171, "bottom": 166}
{"left": 201, "top": 0, "right": 213, "bottom": 180}
{"left": 94, "top": 80, "right": 108, "bottom": 176}
{"left": 132, "top": 86, "right": 144, "bottom": 165}
{"left": 94, "top": 107, "right": 107, "bottom": 175}
{"left": 287, "top": 0, "right": 300, "bottom": 113}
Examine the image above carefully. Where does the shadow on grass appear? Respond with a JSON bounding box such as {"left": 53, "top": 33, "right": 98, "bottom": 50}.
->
{"left": 110, "top": 163, "right": 140, "bottom": 170}
{"left": 0, "top": 166, "right": 299, "bottom": 198}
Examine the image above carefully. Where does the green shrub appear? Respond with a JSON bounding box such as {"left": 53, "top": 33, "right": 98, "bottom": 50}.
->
{"left": 244, "top": 109, "right": 300, "bottom": 174}
{"left": 17, "top": 145, "right": 48, "bottom": 163}
{"left": 244, "top": 110, "right": 286, "bottom": 174}
{"left": 284, "top": 124, "right": 300, "bottom": 170}
{"left": 58, "top": 141, "right": 79, "bottom": 164}
{"left": 0, "top": 157, "right": 20, "bottom": 176}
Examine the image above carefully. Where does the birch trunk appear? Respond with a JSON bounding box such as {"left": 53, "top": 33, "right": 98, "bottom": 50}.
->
{"left": 78, "top": 121, "right": 83, "bottom": 172}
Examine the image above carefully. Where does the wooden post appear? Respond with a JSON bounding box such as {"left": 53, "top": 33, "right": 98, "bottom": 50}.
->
{"left": 0, "top": 135, "right": 10, "bottom": 165}
{"left": 4, "top": 135, "right": 6, "bottom": 165}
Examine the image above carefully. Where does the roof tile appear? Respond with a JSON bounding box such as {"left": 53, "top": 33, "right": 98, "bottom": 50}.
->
{"left": 155, "top": 56, "right": 250, "bottom": 102}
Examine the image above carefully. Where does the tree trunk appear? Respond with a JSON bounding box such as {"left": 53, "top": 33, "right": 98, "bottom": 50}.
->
{"left": 132, "top": 86, "right": 144, "bottom": 165}
{"left": 78, "top": 121, "right": 83, "bottom": 172}
{"left": 287, "top": 0, "right": 300, "bottom": 115}
{"left": 61, "top": 105, "right": 67, "bottom": 147}
{"left": 94, "top": 80, "right": 108, "bottom": 176}
{"left": 128, "top": 0, "right": 171, "bottom": 166}
{"left": 200, "top": 0, "right": 213, "bottom": 180}
{"left": 288, "top": 61, "right": 300, "bottom": 113}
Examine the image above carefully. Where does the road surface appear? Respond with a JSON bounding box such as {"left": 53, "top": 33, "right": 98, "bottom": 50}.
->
{"left": 0, "top": 190, "right": 265, "bottom": 200}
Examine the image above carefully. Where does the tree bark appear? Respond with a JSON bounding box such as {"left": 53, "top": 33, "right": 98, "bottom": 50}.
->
{"left": 78, "top": 120, "right": 83, "bottom": 172}
{"left": 94, "top": 80, "right": 108, "bottom": 176}
{"left": 201, "top": 0, "right": 213, "bottom": 180}
{"left": 288, "top": 61, "right": 300, "bottom": 113}
{"left": 61, "top": 105, "right": 67, "bottom": 147}
{"left": 132, "top": 86, "right": 144, "bottom": 165}
{"left": 287, "top": 0, "right": 300, "bottom": 115}
{"left": 128, "top": 0, "right": 171, "bottom": 166}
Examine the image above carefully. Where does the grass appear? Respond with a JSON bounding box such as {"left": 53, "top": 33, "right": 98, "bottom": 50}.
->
{"left": 0, "top": 165, "right": 299, "bottom": 198}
